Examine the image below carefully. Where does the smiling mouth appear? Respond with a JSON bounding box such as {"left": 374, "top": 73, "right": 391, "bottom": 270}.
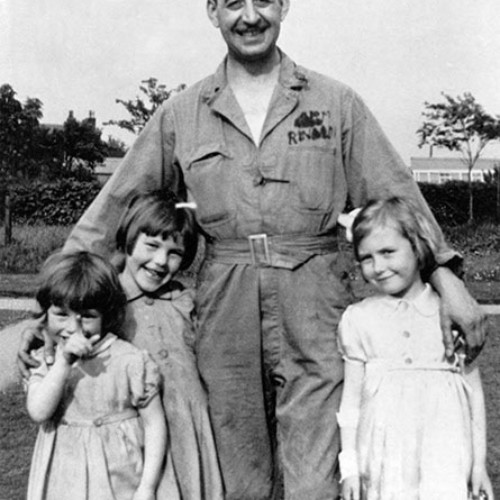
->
{"left": 376, "top": 275, "right": 394, "bottom": 283}
{"left": 236, "top": 24, "right": 267, "bottom": 36}
{"left": 144, "top": 268, "right": 167, "bottom": 281}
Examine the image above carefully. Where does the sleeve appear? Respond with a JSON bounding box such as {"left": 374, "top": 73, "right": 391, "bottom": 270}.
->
{"left": 341, "top": 89, "right": 461, "bottom": 270}
{"left": 337, "top": 305, "right": 368, "bottom": 364}
{"left": 127, "top": 350, "right": 162, "bottom": 409}
{"left": 63, "top": 103, "right": 184, "bottom": 258}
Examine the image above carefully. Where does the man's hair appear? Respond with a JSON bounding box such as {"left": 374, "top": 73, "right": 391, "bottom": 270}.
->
{"left": 352, "top": 196, "right": 438, "bottom": 278}
{"left": 36, "top": 251, "right": 127, "bottom": 336}
{"left": 115, "top": 190, "right": 198, "bottom": 271}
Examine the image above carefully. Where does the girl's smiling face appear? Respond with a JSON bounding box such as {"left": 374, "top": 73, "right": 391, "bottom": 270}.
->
{"left": 124, "top": 233, "right": 185, "bottom": 293}
{"left": 47, "top": 305, "right": 103, "bottom": 343}
{"left": 357, "top": 223, "right": 425, "bottom": 301}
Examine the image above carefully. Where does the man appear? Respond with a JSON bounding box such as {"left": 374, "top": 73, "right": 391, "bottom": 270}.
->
{"left": 22, "top": 1, "right": 486, "bottom": 498}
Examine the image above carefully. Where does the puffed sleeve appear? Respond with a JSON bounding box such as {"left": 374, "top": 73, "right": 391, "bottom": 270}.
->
{"left": 337, "top": 305, "right": 367, "bottom": 363}
{"left": 127, "top": 350, "right": 162, "bottom": 409}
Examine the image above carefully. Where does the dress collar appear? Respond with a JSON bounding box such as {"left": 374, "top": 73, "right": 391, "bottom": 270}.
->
{"left": 379, "top": 284, "right": 439, "bottom": 317}
{"left": 119, "top": 270, "right": 188, "bottom": 303}
{"left": 89, "top": 332, "right": 117, "bottom": 357}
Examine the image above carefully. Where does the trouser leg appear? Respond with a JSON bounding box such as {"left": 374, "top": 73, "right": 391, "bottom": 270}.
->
{"left": 196, "top": 263, "right": 274, "bottom": 500}
{"left": 261, "top": 254, "right": 352, "bottom": 500}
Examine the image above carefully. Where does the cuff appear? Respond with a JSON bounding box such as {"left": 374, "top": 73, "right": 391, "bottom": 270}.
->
{"left": 339, "top": 449, "right": 359, "bottom": 482}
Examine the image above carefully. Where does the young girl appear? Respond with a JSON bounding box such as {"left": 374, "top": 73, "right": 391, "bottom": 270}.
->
{"left": 114, "top": 190, "right": 224, "bottom": 500}
{"left": 337, "top": 197, "right": 493, "bottom": 500}
{"left": 26, "top": 251, "right": 167, "bottom": 500}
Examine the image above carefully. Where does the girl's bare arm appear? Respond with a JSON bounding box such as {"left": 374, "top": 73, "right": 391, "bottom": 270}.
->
{"left": 133, "top": 394, "right": 167, "bottom": 500}
{"left": 463, "top": 363, "right": 494, "bottom": 500}
{"left": 337, "top": 360, "right": 364, "bottom": 500}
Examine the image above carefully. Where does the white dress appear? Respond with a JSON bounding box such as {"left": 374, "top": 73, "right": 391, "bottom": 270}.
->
{"left": 337, "top": 285, "right": 473, "bottom": 500}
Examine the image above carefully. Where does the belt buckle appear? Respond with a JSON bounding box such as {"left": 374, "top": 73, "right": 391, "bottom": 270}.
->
{"left": 248, "top": 234, "right": 271, "bottom": 266}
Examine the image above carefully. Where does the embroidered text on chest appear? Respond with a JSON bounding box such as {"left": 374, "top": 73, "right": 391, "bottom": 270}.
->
{"left": 288, "top": 110, "right": 334, "bottom": 145}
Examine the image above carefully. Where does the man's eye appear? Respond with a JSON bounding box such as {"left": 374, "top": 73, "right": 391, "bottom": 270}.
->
{"left": 226, "top": 0, "right": 243, "bottom": 9}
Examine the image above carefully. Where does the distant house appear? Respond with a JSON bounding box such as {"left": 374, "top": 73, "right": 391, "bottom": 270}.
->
{"left": 95, "top": 157, "right": 122, "bottom": 185}
{"left": 410, "top": 157, "right": 499, "bottom": 184}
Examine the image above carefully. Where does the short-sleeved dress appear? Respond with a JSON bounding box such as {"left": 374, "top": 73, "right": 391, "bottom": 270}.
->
{"left": 27, "top": 333, "right": 161, "bottom": 500}
{"left": 337, "top": 285, "right": 473, "bottom": 500}
{"left": 120, "top": 273, "right": 224, "bottom": 500}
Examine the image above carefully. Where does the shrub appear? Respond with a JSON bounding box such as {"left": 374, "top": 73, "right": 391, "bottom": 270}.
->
{"left": 10, "top": 179, "right": 101, "bottom": 225}
{"left": 419, "top": 181, "right": 499, "bottom": 226}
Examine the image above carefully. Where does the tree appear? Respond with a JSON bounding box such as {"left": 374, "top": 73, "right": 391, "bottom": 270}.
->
{"left": 484, "top": 164, "right": 500, "bottom": 222}
{"left": 0, "top": 84, "right": 43, "bottom": 243}
{"left": 104, "top": 136, "right": 127, "bottom": 158}
{"left": 62, "top": 111, "right": 107, "bottom": 173}
{"left": 417, "top": 92, "right": 500, "bottom": 223}
{"left": 105, "top": 78, "right": 186, "bottom": 135}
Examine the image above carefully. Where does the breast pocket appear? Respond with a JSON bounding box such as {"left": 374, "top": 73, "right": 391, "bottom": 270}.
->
{"left": 184, "top": 143, "right": 236, "bottom": 231}
{"left": 285, "top": 145, "right": 337, "bottom": 212}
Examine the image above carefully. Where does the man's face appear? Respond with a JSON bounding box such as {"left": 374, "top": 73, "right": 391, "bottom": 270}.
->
{"left": 207, "top": 0, "right": 290, "bottom": 64}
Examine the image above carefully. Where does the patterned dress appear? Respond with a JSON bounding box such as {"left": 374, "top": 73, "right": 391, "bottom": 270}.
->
{"left": 27, "top": 334, "right": 161, "bottom": 500}
{"left": 120, "top": 272, "right": 224, "bottom": 500}
{"left": 338, "top": 285, "right": 473, "bottom": 500}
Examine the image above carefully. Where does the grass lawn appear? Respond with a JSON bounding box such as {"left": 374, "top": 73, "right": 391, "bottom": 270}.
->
{"left": 1, "top": 310, "right": 499, "bottom": 499}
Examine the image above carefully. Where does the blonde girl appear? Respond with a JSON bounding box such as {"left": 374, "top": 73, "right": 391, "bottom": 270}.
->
{"left": 337, "top": 197, "right": 493, "bottom": 500}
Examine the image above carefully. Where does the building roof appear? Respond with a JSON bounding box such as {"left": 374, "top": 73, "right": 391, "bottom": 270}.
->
{"left": 410, "top": 157, "right": 499, "bottom": 171}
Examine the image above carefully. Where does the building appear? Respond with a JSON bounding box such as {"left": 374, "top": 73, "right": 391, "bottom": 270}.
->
{"left": 410, "top": 157, "right": 499, "bottom": 184}
{"left": 95, "top": 157, "right": 122, "bottom": 184}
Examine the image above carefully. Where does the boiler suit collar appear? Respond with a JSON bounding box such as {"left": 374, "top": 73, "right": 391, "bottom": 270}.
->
{"left": 200, "top": 49, "right": 310, "bottom": 106}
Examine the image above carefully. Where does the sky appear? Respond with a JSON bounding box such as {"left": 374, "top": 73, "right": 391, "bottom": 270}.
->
{"left": 2, "top": 0, "right": 500, "bottom": 164}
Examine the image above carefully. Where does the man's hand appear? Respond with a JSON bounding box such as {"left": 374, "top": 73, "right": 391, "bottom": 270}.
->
{"left": 17, "top": 316, "right": 55, "bottom": 379}
{"left": 430, "top": 267, "right": 487, "bottom": 361}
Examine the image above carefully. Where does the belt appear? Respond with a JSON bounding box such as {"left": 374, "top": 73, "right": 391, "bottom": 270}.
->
{"left": 60, "top": 408, "right": 138, "bottom": 427}
{"left": 206, "top": 233, "right": 338, "bottom": 270}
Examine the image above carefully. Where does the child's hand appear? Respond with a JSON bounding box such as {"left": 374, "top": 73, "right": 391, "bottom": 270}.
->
{"left": 341, "top": 475, "right": 361, "bottom": 500}
{"left": 132, "top": 485, "right": 156, "bottom": 500}
{"left": 470, "top": 463, "right": 494, "bottom": 500}
{"left": 57, "top": 332, "right": 100, "bottom": 364}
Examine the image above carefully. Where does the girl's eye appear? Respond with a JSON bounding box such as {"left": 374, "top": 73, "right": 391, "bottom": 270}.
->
{"left": 51, "top": 308, "right": 68, "bottom": 317}
{"left": 80, "top": 310, "right": 101, "bottom": 319}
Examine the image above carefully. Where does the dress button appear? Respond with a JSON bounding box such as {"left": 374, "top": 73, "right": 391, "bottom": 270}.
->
{"left": 94, "top": 417, "right": 104, "bottom": 427}
{"left": 158, "top": 349, "right": 169, "bottom": 359}
{"left": 144, "top": 297, "right": 154, "bottom": 306}
{"left": 403, "top": 330, "right": 411, "bottom": 338}
{"left": 404, "top": 357, "right": 413, "bottom": 365}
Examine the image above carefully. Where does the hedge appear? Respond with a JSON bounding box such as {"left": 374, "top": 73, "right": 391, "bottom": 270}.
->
{"left": 8, "top": 179, "right": 102, "bottom": 225}
{"left": 3, "top": 179, "right": 499, "bottom": 227}
{"left": 418, "top": 181, "right": 499, "bottom": 226}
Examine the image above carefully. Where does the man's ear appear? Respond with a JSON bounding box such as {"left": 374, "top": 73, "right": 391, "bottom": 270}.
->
{"left": 206, "top": 0, "right": 220, "bottom": 28}
{"left": 280, "top": 0, "right": 290, "bottom": 21}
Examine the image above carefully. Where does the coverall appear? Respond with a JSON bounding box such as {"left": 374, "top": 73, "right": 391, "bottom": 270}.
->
{"left": 65, "top": 52, "right": 458, "bottom": 500}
